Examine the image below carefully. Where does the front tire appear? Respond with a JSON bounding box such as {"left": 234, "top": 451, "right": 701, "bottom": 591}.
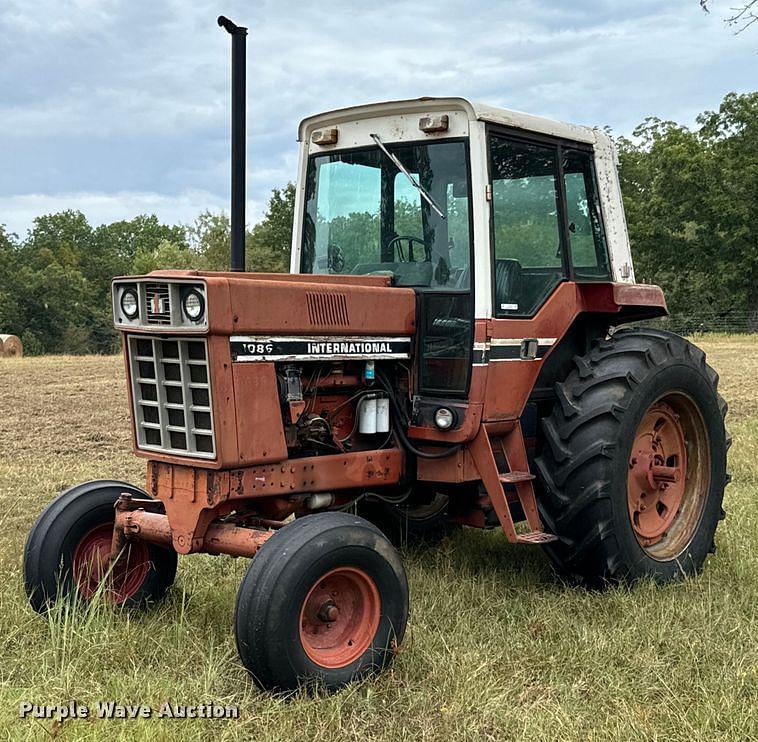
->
{"left": 534, "top": 328, "right": 729, "bottom": 585}
{"left": 234, "top": 511, "right": 408, "bottom": 693}
{"left": 24, "top": 480, "right": 178, "bottom": 612}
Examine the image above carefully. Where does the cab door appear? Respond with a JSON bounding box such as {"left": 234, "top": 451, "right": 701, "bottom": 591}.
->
{"left": 483, "top": 130, "right": 612, "bottom": 420}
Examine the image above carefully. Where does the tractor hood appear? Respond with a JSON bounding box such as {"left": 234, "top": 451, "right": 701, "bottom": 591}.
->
{"left": 113, "top": 270, "right": 417, "bottom": 337}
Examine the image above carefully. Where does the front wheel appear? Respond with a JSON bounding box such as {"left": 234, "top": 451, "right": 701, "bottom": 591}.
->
{"left": 234, "top": 512, "right": 408, "bottom": 693}
{"left": 535, "top": 328, "right": 729, "bottom": 585}
{"left": 24, "top": 480, "right": 178, "bottom": 612}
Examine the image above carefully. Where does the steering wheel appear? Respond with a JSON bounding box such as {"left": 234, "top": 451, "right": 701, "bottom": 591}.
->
{"left": 386, "top": 235, "right": 430, "bottom": 263}
{"left": 327, "top": 243, "right": 345, "bottom": 272}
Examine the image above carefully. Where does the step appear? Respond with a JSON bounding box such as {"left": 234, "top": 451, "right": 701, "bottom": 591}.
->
{"left": 515, "top": 531, "right": 559, "bottom": 544}
{"left": 498, "top": 471, "right": 535, "bottom": 484}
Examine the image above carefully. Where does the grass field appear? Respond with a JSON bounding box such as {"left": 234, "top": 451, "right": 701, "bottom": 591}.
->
{"left": 1, "top": 336, "right": 757, "bottom": 741}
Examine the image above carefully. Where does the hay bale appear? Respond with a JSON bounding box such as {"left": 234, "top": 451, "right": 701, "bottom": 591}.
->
{"left": 0, "top": 334, "right": 23, "bottom": 358}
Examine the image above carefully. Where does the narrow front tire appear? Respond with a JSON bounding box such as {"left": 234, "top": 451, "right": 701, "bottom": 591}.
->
{"left": 234, "top": 511, "right": 409, "bottom": 693}
{"left": 24, "top": 480, "right": 178, "bottom": 612}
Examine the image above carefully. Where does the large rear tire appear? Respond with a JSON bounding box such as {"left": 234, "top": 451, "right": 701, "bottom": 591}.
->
{"left": 534, "top": 328, "right": 729, "bottom": 585}
{"left": 24, "top": 480, "right": 178, "bottom": 612}
{"left": 354, "top": 491, "right": 455, "bottom": 548}
{"left": 234, "top": 511, "right": 408, "bottom": 693}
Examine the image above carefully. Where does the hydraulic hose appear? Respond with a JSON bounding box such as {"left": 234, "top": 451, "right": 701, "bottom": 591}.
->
{"left": 375, "top": 371, "right": 462, "bottom": 460}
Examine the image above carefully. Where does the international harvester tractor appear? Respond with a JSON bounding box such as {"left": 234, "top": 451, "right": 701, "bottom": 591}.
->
{"left": 24, "top": 18, "right": 729, "bottom": 692}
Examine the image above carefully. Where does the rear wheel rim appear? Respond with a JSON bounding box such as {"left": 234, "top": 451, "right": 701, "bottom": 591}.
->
{"left": 299, "top": 567, "right": 381, "bottom": 669}
{"left": 72, "top": 523, "right": 151, "bottom": 603}
{"left": 627, "top": 393, "right": 711, "bottom": 560}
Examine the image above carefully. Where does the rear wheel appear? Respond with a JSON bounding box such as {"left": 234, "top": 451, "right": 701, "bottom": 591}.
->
{"left": 24, "top": 480, "right": 177, "bottom": 612}
{"left": 234, "top": 511, "right": 408, "bottom": 693}
{"left": 534, "top": 328, "right": 729, "bottom": 585}
{"left": 354, "top": 491, "right": 455, "bottom": 548}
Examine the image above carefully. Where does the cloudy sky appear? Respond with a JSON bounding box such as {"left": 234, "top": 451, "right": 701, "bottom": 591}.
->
{"left": 0, "top": 0, "right": 754, "bottom": 237}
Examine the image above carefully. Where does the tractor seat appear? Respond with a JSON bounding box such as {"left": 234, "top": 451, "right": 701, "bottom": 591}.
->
{"left": 494, "top": 258, "right": 522, "bottom": 312}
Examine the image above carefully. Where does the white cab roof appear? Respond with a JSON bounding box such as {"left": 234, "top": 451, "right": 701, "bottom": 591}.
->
{"left": 298, "top": 96, "right": 597, "bottom": 145}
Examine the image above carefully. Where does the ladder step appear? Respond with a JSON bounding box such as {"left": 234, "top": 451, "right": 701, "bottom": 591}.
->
{"left": 516, "top": 531, "right": 559, "bottom": 544}
{"left": 499, "top": 471, "right": 535, "bottom": 484}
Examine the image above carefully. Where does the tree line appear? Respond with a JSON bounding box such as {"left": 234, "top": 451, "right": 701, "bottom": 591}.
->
{"left": 0, "top": 186, "right": 293, "bottom": 354}
{"left": 0, "top": 91, "right": 755, "bottom": 354}
{"left": 617, "top": 92, "right": 757, "bottom": 331}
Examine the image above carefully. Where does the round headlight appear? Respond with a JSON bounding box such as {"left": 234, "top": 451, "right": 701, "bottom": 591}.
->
{"left": 182, "top": 290, "right": 204, "bottom": 321}
{"left": 434, "top": 407, "right": 455, "bottom": 430}
{"left": 120, "top": 289, "right": 139, "bottom": 319}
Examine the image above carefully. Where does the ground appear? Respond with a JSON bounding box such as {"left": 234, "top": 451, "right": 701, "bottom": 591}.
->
{"left": 0, "top": 336, "right": 756, "bottom": 741}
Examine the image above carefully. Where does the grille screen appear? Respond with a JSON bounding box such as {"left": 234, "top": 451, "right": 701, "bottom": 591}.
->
{"left": 145, "top": 283, "right": 171, "bottom": 325}
{"left": 128, "top": 336, "right": 215, "bottom": 458}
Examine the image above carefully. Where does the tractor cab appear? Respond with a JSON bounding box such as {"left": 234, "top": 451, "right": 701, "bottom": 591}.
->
{"left": 291, "top": 98, "right": 636, "bottom": 407}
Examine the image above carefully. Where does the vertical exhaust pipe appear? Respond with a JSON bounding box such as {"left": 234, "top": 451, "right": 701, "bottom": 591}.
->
{"left": 217, "top": 16, "right": 247, "bottom": 272}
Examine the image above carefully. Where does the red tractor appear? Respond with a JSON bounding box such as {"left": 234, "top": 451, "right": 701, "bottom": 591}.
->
{"left": 24, "top": 18, "right": 729, "bottom": 693}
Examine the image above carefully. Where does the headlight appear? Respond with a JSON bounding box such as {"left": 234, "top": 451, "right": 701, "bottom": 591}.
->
{"left": 434, "top": 407, "right": 456, "bottom": 430}
{"left": 120, "top": 289, "right": 139, "bottom": 319}
{"left": 182, "top": 290, "right": 205, "bottom": 321}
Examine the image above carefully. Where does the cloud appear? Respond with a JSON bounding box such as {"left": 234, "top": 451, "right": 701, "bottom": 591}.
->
{"left": 0, "top": 0, "right": 755, "bottom": 235}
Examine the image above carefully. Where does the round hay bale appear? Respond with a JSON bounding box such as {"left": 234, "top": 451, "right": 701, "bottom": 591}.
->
{"left": 0, "top": 334, "right": 23, "bottom": 358}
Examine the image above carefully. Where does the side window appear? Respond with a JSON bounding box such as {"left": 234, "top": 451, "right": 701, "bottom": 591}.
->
{"left": 563, "top": 149, "right": 611, "bottom": 280}
{"left": 489, "top": 136, "right": 565, "bottom": 316}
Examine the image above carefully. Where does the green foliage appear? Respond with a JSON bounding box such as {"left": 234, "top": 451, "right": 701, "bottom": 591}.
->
{"left": 246, "top": 184, "right": 295, "bottom": 273}
{"left": 617, "top": 91, "right": 758, "bottom": 329}
{"left": 1, "top": 89, "right": 756, "bottom": 354}
{"left": 0, "top": 187, "right": 296, "bottom": 354}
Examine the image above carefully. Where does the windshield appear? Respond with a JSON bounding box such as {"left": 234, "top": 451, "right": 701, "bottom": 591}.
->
{"left": 301, "top": 140, "right": 472, "bottom": 289}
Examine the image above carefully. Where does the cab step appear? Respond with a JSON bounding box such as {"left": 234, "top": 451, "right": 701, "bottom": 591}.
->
{"left": 516, "top": 531, "right": 559, "bottom": 544}
{"left": 499, "top": 471, "right": 535, "bottom": 484}
{"left": 469, "top": 423, "right": 555, "bottom": 545}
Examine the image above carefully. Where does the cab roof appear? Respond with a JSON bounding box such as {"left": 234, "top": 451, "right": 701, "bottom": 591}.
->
{"left": 298, "top": 96, "right": 597, "bottom": 146}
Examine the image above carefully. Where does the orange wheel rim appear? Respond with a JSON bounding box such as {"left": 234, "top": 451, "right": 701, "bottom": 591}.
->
{"left": 72, "top": 523, "right": 150, "bottom": 603}
{"left": 299, "top": 567, "right": 381, "bottom": 669}
{"left": 627, "top": 393, "right": 711, "bottom": 559}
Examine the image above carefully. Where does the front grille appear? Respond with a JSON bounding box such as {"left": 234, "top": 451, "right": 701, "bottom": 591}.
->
{"left": 128, "top": 336, "right": 215, "bottom": 458}
{"left": 145, "top": 282, "right": 171, "bottom": 325}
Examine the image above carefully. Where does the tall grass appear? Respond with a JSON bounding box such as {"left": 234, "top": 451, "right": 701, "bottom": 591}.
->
{"left": 0, "top": 340, "right": 756, "bottom": 740}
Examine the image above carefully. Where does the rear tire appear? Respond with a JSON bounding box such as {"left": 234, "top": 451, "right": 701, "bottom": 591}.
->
{"left": 24, "top": 480, "right": 178, "bottom": 612}
{"left": 234, "top": 511, "right": 408, "bottom": 693}
{"left": 354, "top": 491, "right": 455, "bottom": 548}
{"left": 534, "top": 328, "right": 729, "bottom": 586}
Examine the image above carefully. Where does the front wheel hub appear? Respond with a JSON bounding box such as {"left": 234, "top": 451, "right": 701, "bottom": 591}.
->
{"left": 299, "top": 567, "right": 381, "bottom": 669}
{"left": 72, "top": 523, "right": 150, "bottom": 603}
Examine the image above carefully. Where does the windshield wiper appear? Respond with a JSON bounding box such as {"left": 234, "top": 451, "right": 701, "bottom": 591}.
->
{"left": 369, "top": 133, "right": 445, "bottom": 219}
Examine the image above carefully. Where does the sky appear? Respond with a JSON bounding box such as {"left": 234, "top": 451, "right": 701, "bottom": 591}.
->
{"left": 0, "top": 0, "right": 755, "bottom": 238}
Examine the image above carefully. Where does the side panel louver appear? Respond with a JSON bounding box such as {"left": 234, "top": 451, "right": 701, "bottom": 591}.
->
{"left": 306, "top": 291, "right": 349, "bottom": 328}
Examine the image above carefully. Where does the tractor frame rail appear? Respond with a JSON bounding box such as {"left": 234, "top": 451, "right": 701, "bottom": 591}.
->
{"left": 110, "top": 494, "right": 275, "bottom": 560}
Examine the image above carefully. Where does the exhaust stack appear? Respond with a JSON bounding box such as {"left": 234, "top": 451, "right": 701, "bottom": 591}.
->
{"left": 217, "top": 15, "right": 247, "bottom": 272}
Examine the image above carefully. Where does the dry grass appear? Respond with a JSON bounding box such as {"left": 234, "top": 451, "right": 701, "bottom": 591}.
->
{"left": 0, "top": 337, "right": 757, "bottom": 741}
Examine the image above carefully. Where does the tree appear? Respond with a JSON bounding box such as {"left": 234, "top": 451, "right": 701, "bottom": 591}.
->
{"left": 617, "top": 92, "right": 758, "bottom": 330}
{"left": 700, "top": 1, "right": 758, "bottom": 33}
{"left": 187, "top": 211, "right": 231, "bottom": 271}
{"left": 246, "top": 184, "right": 295, "bottom": 273}
{"left": 0, "top": 226, "right": 22, "bottom": 335}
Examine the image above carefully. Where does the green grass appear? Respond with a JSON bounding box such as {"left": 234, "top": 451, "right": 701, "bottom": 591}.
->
{"left": 1, "top": 337, "right": 757, "bottom": 740}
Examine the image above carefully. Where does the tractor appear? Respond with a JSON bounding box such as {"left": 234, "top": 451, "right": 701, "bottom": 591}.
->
{"left": 24, "top": 17, "right": 729, "bottom": 693}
